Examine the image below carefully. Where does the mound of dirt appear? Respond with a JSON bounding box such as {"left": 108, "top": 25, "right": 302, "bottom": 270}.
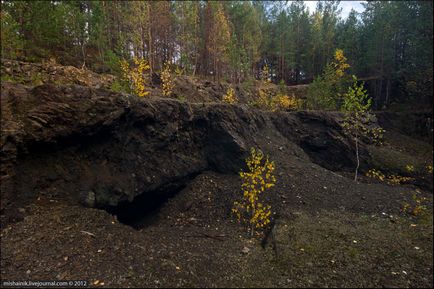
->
{"left": 1, "top": 59, "right": 309, "bottom": 106}
{"left": 169, "top": 75, "right": 308, "bottom": 105}
{"left": 0, "top": 80, "right": 432, "bottom": 287}
{"left": 1, "top": 59, "right": 115, "bottom": 89}
{"left": 1, "top": 171, "right": 432, "bottom": 287}
{"left": 0, "top": 82, "right": 363, "bottom": 221}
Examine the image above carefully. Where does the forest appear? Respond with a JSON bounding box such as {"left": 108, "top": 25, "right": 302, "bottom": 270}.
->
{"left": 1, "top": 1, "right": 433, "bottom": 288}
{"left": 1, "top": 1, "right": 432, "bottom": 109}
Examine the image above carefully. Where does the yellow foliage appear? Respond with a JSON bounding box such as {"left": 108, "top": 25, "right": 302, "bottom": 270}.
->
{"left": 232, "top": 148, "right": 275, "bottom": 235}
{"left": 402, "top": 193, "right": 428, "bottom": 217}
{"left": 222, "top": 87, "right": 237, "bottom": 104}
{"left": 120, "top": 57, "right": 150, "bottom": 97}
{"left": 257, "top": 89, "right": 273, "bottom": 110}
{"left": 387, "top": 174, "right": 414, "bottom": 185}
{"left": 175, "top": 66, "right": 184, "bottom": 76}
{"left": 276, "top": 94, "right": 302, "bottom": 110}
{"left": 261, "top": 65, "right": 271, "bottom": 83}
{"left": 366, "top": 169, "right": 385, "bottom": 181}
{"left": 333, "top": 49, "right": 350, "bottom": 78}
{"left": 426, "top": 164, "right": 433, "bottom": 174}
{"left": 369, "top": 126, "right": 386, "bottom": 145}
{"left": 366, "top": 169, "right": 414, "bottom": 185}
{"left": 161, "top": 61, "right": 174, "bottom": 97}
{"left": 405, "top": 164, "right": 415, "bottom": 173}
{"left": 255, "top": 90, "right": 301, "bottom": 111}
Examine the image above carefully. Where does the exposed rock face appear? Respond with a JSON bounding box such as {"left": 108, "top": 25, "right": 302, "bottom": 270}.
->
{"left": 270, "top": 111, "right": 363, "bottom": 171}
{"left": 1, "top": 82, "right": 360, "bottom": 218}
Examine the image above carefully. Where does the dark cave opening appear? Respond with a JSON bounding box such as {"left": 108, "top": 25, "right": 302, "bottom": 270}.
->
{"left": 104, "top": 182, "right": 186, "bottom": 230}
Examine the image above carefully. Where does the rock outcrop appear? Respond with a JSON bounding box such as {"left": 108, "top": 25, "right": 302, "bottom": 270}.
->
{"left": 1, "top": 82, "right": 362, "bottom": 223}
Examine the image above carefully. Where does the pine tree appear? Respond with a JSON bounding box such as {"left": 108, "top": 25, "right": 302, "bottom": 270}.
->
{"left": 208, "top": 3, "right": 231, "bottom": 81}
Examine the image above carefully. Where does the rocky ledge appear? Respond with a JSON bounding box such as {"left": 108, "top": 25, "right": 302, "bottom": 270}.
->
{"left": 1, "top": 82, "right": 363, "bottom": 221}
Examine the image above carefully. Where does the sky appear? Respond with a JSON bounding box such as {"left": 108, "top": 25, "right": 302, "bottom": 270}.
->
{"left": 302, "top": 1, "right": 366, "bottom": 18}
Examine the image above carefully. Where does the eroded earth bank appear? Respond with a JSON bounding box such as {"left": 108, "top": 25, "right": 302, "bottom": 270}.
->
{"left": 0, "top": 77, "right": 432, "bottom": 287}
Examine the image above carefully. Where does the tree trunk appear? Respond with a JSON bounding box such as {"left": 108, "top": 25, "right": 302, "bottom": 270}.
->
{"left": 81, "top": 43, "right": 86, "bottom": 69}
{"left": 193, "top": 48, "right": 198, "bottom": 77}
{"left": 385, "top": 79, "right": 390, "bottom": 108}
{"left": 147, "top": 3, "right": 153, "bottom": 76}
{"left": 354, "top": 135, "right": 359, "bottom": 182}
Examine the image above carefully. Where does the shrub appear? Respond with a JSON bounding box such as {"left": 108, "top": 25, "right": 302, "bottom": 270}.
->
{"left": 1, "top": 10, "right": 23, "bottom": 59}
{"left": 341, "top": 75, "right": 373, "bottom": 181}
{"left": 368, "top": 126, "right": 386, "bottom": 145}
{"left": 405, "top": 164, "right": 415, "bottom": 173}
{"left": 119, "top": 57, "right": 150, "bottom": 97}
{"left": 175, "top": 66, "right": 184, "bottom": 76}
{"left": 253, "top": 89, "right": 301, "bottom": 111}
{"left": 232, "top": 148, "right": 275, "bottom": 236}
{"left": 366, "top": 169, "right": 385, "bottom": 181}
{"left": 402, "top": 193, "right": 428, "bottom": 217}
{"left": 365, "top": 169, "right": 414, "bottom": 185}
{"left": 276, "top": 94, "right": 302, "bottom": 111}
{"left": 261, "top": 64, "right": 271, "bottom": 83}
{"left": 222, "top": 87, "right": 237, "bottom": 104}
{"left": 109, "top": 79, "right": 129, "bottom": 93}
{"left": 105, "top": 50, "right": 122, "bottom": 75}
{"left": 161, "top": 61, "right": 174, "bottom": 97}
{"left": 255, "top": 89, "right": 274, "bottom": 110}
{"left": 241, "top": 77, "right": 255, "bottom": 91}
{"left": 387, "top": 174, "right": 414, "bottom": 185}
{"left": 306, "top": 49, "right": 351, "bottom": 110}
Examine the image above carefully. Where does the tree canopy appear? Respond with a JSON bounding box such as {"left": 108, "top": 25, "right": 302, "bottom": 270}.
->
{"left": 1, "top": 0, "right": 432, "bottom": 108}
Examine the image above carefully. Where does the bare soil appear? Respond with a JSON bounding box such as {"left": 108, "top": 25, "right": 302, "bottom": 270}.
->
{"left": 0, "top": 74, "right": 432, "bottom": 287}
{"left": 1, "top": 143, "right": 432, "bottom": 287}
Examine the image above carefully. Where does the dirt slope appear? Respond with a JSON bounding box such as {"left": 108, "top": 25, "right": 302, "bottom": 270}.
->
{"left": 0, "top": 81, "right": 432, "bottom": 288}
{"left": 0, "top": 82, "right": 361, "bottom": 219}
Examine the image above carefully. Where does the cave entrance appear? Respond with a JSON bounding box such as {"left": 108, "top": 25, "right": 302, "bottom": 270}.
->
{"left": 105, "top": 183, "right": 185, "bottom": 230}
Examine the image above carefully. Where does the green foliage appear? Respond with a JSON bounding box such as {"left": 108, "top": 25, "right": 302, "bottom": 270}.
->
{"left": 306, "top": 70, "right": 335, "bottom": 109}
{"left": 30, "top": 73, "right": 44, "bottom": 86}
{"left": 240, "top": 78, "right": 255, "bottom": 91}
{"left": 104, "top": 50, "right": 123, "bottom": 75}
{"left": 1, "top": 74, "right": 25, "bottom": 84}
{"left": 176, "top": 95, "right": 187, "bottom": 102}
{"left": 0, "top": 74, "right": 13, "bottom": 82}
{"left": 227, "top": 1, "right": 262, "bottom": 83}
{"left": 0, "top": 0, "right": 431, "bottom": 109}
{"left": 306, "top": 49, "right": 352, "bottom": 110}
{"left": 341, "top": 75, "right": 376, "bottom": 181}
{"left": 109, "top": 79, "right": 129, "bottom": 94}
{"left": 341, "top": 76, "right": 372, "bottom": 115}
{"left": 1, "top": 10, "right": 23, "bottom": 59}
{"left": 278, "top": 79, "right": 286, "bottom": 92}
